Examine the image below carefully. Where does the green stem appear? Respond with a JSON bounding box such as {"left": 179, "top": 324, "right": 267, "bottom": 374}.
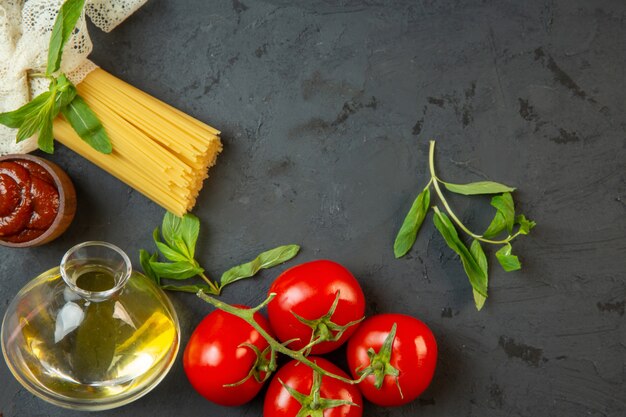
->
{"left": 199, "top": 272, "right": 221, "bottom": 295}
{"left": 428, "top": 140, "right": 515, "bottom": 245}
{"left": 29, "top": 72, "right": 53, "bottom": 79}
{"left": 197, "top": 291, "right": 368, "bottom": 385}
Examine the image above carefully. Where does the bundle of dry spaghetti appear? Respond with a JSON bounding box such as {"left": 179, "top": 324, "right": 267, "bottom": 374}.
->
{"left": 53, "top": 68, "right": 222, "bottom": 216}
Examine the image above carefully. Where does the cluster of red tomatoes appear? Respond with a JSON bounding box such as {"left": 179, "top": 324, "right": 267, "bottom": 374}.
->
{"left": 183, "top": 260, "right": 438, "bottom": 416}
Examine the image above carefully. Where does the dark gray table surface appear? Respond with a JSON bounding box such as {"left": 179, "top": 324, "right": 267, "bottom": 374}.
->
{"left": 2, "top": 1, "right": 625, "bottom": 416}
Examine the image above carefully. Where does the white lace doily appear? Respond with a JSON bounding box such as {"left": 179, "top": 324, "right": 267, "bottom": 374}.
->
{"left": 0, "top": 0, "right": 147, "bottom": 155}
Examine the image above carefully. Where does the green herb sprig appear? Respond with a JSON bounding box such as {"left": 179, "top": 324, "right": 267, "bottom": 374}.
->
{"left": 0, "top": 0, "right": 111, "bottom": 154}
{"left": 140, "top": 212, "right": 300, "bottom": 295}
{"left": 394, "top": 140, "right": 535, "bottom": 310}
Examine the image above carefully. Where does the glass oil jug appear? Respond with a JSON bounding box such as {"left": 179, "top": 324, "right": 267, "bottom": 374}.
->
{"left": 1, "top": 241, "right": 180, "bottom": 410}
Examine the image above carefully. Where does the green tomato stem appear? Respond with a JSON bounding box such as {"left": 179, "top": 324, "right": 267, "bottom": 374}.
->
{"left": 428, "top": 140, "right": 516, "bottom": 245}
{"left": 197, "top": 291, "right": 368, "bottom": 385}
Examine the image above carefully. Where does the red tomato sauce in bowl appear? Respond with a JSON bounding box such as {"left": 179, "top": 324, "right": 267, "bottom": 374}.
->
{"left": 0, "top": 155, "right": 75, "bottom": 247}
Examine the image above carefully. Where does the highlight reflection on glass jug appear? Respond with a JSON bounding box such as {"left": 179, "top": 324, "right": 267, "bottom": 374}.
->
{"left": 1, "top": 241, "right": 180, "bottom": 410}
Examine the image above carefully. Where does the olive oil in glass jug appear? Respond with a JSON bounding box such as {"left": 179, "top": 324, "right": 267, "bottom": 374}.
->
{"left": 1, "top": 241, "right": 180, "bottom": 410}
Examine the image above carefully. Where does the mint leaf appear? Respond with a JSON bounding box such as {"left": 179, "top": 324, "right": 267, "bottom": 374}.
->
{"left": 432, "top": 208, "right": 487, "bottom": 297}
{"left": 0, "top": 92, "right": 54, "bottom": 129}
{"left": 149, "top": 261, "right": 203, "bottom": 280}
{"left": 469, "top": 240, "right": 488, "bottom": 310}
{"left": 516, "top": 214, "right": 536, "bottom": 235}
{"left": 490, "top": 192, "right": 515, "bottom": 233}
{"left": 16, "top": 112, "right": 46, "bottom": 143}
{"left": 61, "top": 95, "right": 111, "bottom": 153}
{"left": 495, "top": 244, "right": 521, "bottom": 271}
{"left": 483, "top": 210, "right": 506, "bottom": 238}
{"left": 53, "top": 75, "right": 77, "bottom": 113}
{"left": 394, "top": 188, "right": 430, "bottom": 258}
{"left": 220, "top": 245, "right": 300, "bottom": 288}
{"left": 443, "top": 181, "right": 515, "bottom": 195}
{"left": 14, "top": 91, "right": 56, "bottom": 144}
{"left": 37, "top": 112, "right": 55, "bottom": 154}
{"left": 47, "top": 0, "right": 86, "bottom": 75}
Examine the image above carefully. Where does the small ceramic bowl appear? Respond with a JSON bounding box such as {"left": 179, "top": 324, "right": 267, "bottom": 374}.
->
{"left": 0, "top": 154, "right": 76, "bottom": 247}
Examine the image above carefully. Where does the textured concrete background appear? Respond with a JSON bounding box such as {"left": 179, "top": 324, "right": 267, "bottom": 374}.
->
{"left": 1, "top": 0, "right": 625, "bottom": 416}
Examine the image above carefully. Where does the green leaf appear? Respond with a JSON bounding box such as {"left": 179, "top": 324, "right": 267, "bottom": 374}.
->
{"left": 152, "top": 226, "right": 188, "bottom": 262}
{"left": 155, "top": 241, "right": 189, "bottom": 263}
{"left": 161, "top": 212, "right": 183, "bottom": 247}
{"left": 180, "top": 213, "right": 200, "bottom": 258}
{"left": 495, "top": 244, "right": 521, "bottom": 272}
{"left": 37, "top": 112, "right": 55, "bottom": 154}
{"left": 470, "top": 240, "right": 488, "bottom": 310}
{"left": 161, "top": 284, "right": 214, "bottom": 294}
{"left": 47, "top": 0, "right": 86, "bottom": 75}
{"left": 432, "top": 208, "right": 487, "bottom": 297}
{"left": 53, "top": 75, "right": 77, "bottom": 113}
{"left": 61, "top": 95, "right": 112, "bottom": 154}
{"left": 14, "top": 91, "right": 56, "bottom": 144}
{"left": 220, "top": 244, "right": 300, "bottom": 287}
{"left": 149, "top": 261, "right": 203, "bottom": 280}
{"left": 483, "top": 210, "right": 506, "bottom": 238}
{"left": 139, "top": 250, "right": 160, "bottom": 284}
{"left": 490, "top": 192, "right": 515, "bottom": 233}
{"left": 516, "top": 214, "right": 536, "bottom": 235}
{"left": 443, "top": 181, "right": 516, "bottom": 195}
{"left": 16, "top": 113, "right": 46, "bottom": 143}
{"left": 159, "top": 213, "right": 199, "bottom": 259}
{"left": 394, "top": 188, "right": 430, "bottom": 258}
{"left": 0, "top": 92, "right": 54, "bottom": 129}
{"left": 171, "top": 238, "right": 192, "bottom": 260}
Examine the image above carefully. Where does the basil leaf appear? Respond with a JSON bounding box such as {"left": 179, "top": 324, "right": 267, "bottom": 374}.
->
{"left": 443, "top": 181, "right": 515, "bottom": 195}
{"left": 37, "top": 112, "right": 55, "bottom": 154}
{"left": 155, "top": 241, "right": 189, "bottom": 263}
{"left": 483, "top": 210, "right": 506, "bottom": 238}
{"left": 180, "top": 213, "right": 200, "bottom": 259}
{"left": 149, "top": 261, "right": 203, "bottom": 280}
{"left": 432, "top": 208, "right": 487, "bottom": 297}
{"left": 47, "top": 0, "right": 86, "bottom": 75}
{"left": 490, "top": 193, "right": 515, "bottom": 233}
{"left": 470, "top": 240, "right": 488, "bottom": 310}
{"left": 140, "top": 250, "right": 160, "bottom": 284}
{"left": 220, "top": 244, "right": 300, "bottom": 287}
{"left": 161, "top": 212, "right": 182, "bottom": 247}
{"left": 160, "top": 213, "right": 199, "bottom": 260}
{"left": 161, "top": 284, "right": 213, "bottom": 294}
{"left": 153, "top": 227, "right": 188, "bottom": 261}
{"left": 172, "top": 238, "right": 192, "bottom": 260}
{"left": 0, "top": 92, "right": 54, "bottom": 128}
{"left": 495, "top": 244, "right": 521, "bottom": 272}
{"left": 394, "top": 188, "right": 430, "bottom": 258}
{"left": 61, "top": 95, "right": 112, "bottom": 154}
{"left": 516, "top": 214, "right": 536, "bottom": 235}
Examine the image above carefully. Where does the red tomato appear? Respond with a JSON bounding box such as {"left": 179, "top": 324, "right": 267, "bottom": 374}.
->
{"left": 346, "top": 314, "right": 437, "bottom": 406}
{"left": 264, "top": 357, "right": 363, "bottom": 417}
{"left": 183, "top": 307, "right": 274, "bottom": 406}
{"left": 268, "top": 260, "right": 365, "bottom": 354}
